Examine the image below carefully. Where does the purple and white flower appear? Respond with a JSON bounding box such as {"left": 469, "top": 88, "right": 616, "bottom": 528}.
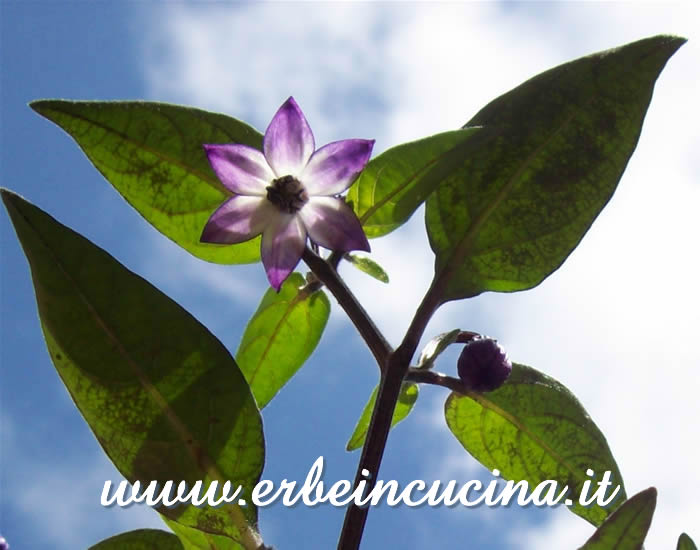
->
{"left": 201, "top": 97, "right": 373, "bottom": 290}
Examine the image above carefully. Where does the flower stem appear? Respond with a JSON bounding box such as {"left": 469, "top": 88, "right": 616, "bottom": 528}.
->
{"left": 405, "top": 368, "right": 470, "bottom": 394}
{"left": 302, "top": 247, "right": 392, "bottom": 368}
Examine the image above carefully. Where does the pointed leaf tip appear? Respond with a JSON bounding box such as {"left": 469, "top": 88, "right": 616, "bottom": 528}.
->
{"left": 426, "top": 34, "right": 688, "bottom": 302}
{"left": 28, "top": 99, "right": 265, "bottom": 265}
{"left": 678, "top": 532, "right": 698, "bottom": 550}
{"left": 445, "top": 363, "right": 626, "bottom": 526}
{"left": 578, "top": 487, "right": 657, "bottom": 550}
{"left": 1, "top": 187, "right": 19, "bottom": 204}
{"left": 2, "top": 188, "right": 31, "bottom": 223}
{"left": 344, "top": 253, "right": 390, "bottom": 283}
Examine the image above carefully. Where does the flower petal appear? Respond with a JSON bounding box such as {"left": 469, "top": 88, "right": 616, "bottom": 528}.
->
{"left": 301, "top": 139, "right": 374, "bottom": 196}
{"left": 299, "top": 196, "right": 370, "bottom": 253}
{"left": 203, "top": 144, "right": 274, "bottom": 196}
{"left": 263, "top": 97, "right": 315, "bottom": 177}
{"left": 261, "top": 213, "right": 307, "bottom": 290}
{"left": 200, "top": 195, "right": 274, "bottom": 244}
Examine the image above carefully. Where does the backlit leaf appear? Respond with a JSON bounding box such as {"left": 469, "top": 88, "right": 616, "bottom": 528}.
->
{"left": 236, "top": 272, "right": 330, "bottom": 409}
{"left": 163, "top": 518, "right": 242, "bottom": 550}
{"left": 678, "top": 533, "right": 698, "bottom": 550}
{"left": 578, "top": 487, "right": 657, "bottom": 550}
{"left": 30, "top": 100, "right": 263, "bottom": 264}
{"left": 344, "top": 253, "right": 390, "bottom": 284}
{"left": 347, "top": 128, "right": 485, "bottom": 238}
{"left": 445, "top": 363, "right": 625, "bottom": 526}
{"left": 88, "top": 529, "right": 183, "bottom": 550}
{"left": 417, "top": 329, "right": 461, "bottom": 369}
{"left": 2, "top": 190, "right": 264, "bottom": 547}
{"left": 347, "top": 382, "right": 418, "bottom": 451}
{"left": 426, "top": 35, "right": 685, "bottom": 301}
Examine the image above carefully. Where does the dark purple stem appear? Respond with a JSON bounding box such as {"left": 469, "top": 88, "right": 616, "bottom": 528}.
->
{"left": 302, "top": 247, "right": 392, "bottom": 369}
{"left": 302, "top": 248, "right": 450, "bottom": 549}
{"left": 405, "top": 368, "right": 471, "bottom": 393}
{"left": 336, "top": 279, "right": 443, "bottom": 549}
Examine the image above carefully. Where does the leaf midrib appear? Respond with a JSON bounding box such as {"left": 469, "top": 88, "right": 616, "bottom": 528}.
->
{"left": 458, "top": 388, "right": 620, "bottom": 520}
{"left": 240, "top": 290, "right": 310, "bottom": 403}
{"left": 585, "top": 491, "right": 653, "bottom": 549}
{"left": 37, "top": 103, "right": 238, "bottom": 197}
{"left": 432, "top": 96, "right": 595, "bottom": 300}
{"left": 10, "top": 198, "right": 257, "bottom": 546}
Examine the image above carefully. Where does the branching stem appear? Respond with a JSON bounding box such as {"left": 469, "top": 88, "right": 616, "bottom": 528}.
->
{"left": 336, "top": 278, "right": 443, "bottom": 549}
{"left": 302, "top": 246, "right": 447, "bottom": 550}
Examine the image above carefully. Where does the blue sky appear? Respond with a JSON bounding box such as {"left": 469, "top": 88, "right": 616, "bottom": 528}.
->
{"left": 1, "top": 2, "right": 699, "bottom": 549}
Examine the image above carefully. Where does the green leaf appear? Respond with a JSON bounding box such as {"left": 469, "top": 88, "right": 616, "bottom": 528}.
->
{"left": 30, "top": 100, "right": 263, "bottom": 264}
{"left": 236, "top": 272, "right": 330, "bottom": 408}
{"left": 444, "top": 363, "right": 625, "bottom": 526}
{"left": 344, "top": 253, "right": 390, "bottom": 283}
{"left": 88, "top": 529, "right": 183, "bottom": 550}
{"left": 678, "top": 533, "right": 699, "bottom": 550}
{"left": 347, "top": 127, "right": 485, "bottom": 238}
{"left": 2, "top": 189, "right": 264, "bottom": 547}
{"left": 417, "top": 329, "right": 461, "bottom": 369}
{"left": 426, "top": 35, "right": 686, "bottom": 301}
{"left": 346, "top": 382, "right": 418, "bottom": 451}
{"left": 578, "top": 487, "right": 657, "bottom": 550}
{"left": 163, "top": 517, "right": 242, "bottom": 550}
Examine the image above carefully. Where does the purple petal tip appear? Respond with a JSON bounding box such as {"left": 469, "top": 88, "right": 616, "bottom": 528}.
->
{"left": 266, "top": 267, "right": 287, "bottom": 292}
{"left": 200, "top": 223, "right": 219, "bottom": 244}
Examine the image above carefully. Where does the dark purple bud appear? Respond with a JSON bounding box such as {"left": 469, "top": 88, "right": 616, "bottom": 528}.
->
{"left": 457, "top": 338, "right": 512, "bottom": 392}
{"left": 0, "top": 535, "right": 9, "bottom": 550}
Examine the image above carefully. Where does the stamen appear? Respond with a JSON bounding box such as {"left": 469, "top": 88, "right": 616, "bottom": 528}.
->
{"left": 266, "top": 175, "right": 309, "bottom": 214}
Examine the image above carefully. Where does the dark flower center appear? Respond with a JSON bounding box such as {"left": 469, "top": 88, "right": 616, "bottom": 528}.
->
{"left": 266, "top": 175, "right": 309, "bottom": 214}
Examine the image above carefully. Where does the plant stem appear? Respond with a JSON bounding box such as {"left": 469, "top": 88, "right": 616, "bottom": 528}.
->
{"left": 337, "top": 369, "right": 472, "bottom": 550}
{"left": 337, "top": 278, "right": 444, "bottom": 549}
{"left": 336, "top": 346, "right": 408, "bottom": 549}
{"left": 406, "top": 368, "right": 470, "bottom": 394}
{"left": 302, "top": 247, "right": 392, "bottom": 368}
{"left": 303, "top": 247, "right": 448, "bottom": 549}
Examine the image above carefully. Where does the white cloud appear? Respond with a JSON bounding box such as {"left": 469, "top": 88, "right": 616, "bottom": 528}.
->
{"left": 509, "top": 508, "right": 595, "bottom": 549}
{"left": 136, "top": 2, "right": 700, "bottom": 548}
{"left": 139, "top": 3, "right": 394, "bottom": 146}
